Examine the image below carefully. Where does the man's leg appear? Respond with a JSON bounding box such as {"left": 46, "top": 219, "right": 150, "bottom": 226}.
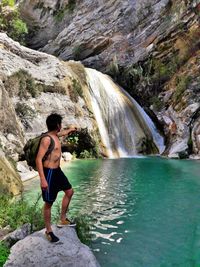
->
{"left": 44, "top": 202, "right": 53, "bottom": 233}
{"left": 60, "top": 188, "right": 74, "bottom": 221}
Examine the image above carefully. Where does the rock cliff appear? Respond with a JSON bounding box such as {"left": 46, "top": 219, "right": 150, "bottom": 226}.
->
{"left": 0, "top": 33, "right": 98, "bottom": 160}
{"left": 19, "top": 1, "right": 199, "bottom": 68}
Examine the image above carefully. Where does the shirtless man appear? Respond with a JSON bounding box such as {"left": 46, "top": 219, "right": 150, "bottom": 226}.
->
{"left": 36, "top": 113, "right": 77, "bottom": 242}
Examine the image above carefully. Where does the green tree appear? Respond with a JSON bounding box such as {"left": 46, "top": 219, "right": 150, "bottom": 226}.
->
{"left": 0, "top": 2, "right": 28, "bottom": 44}
{"left": 1, "top": 0, "right": 15, "bottom": 7}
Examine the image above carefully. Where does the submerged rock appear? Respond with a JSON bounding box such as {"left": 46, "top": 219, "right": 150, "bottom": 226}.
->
{"left": 4, "top": 226, "right": 100, "bottom": 267}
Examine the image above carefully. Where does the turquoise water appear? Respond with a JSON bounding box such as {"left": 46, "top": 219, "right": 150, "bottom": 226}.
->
{"left": 24, "top": 157, "right": 200, "bottom": 267}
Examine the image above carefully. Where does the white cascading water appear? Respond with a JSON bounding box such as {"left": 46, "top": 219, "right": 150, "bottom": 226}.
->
{"left": 85, "top": 68, "right": 165, "bottom": 158}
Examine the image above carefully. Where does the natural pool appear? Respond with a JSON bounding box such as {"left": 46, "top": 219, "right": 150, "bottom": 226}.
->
{"left": 24, "top": 157, "right": 200, "bottom": 267}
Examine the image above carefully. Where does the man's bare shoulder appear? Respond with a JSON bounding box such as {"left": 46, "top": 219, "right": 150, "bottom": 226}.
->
{"left": 40, "top": 135, "right": 51, "bottom": 146}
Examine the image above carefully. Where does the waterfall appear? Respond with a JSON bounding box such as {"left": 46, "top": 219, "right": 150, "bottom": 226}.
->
{"left": 85, "top": 68, "right": 165, "bottom": 158}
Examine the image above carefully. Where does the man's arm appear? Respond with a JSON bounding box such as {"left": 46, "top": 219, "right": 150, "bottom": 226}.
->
{"left": 35, "top": 136, "right": 51, "bottom": 190}
{"left": 57, "top": 126, "right": 77, "bottom": 137}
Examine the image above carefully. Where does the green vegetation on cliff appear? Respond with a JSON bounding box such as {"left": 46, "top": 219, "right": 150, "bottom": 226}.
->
{"left": 63, "top": 128, "right": 101, "bottom": 159}
{"left": 5, "top": 69, "right": 67, "bottom": 100}
{"left": 0, "top": 242, "right": 10, "bottom": 267}
{"left": 172, "top": 75, "right": 192, "bottom": 106}
{"left": 5, "top": 70, "right": 39, "bottom": 99}
{"left": 53, "top": 0, "right": 76, "bottom": 21}
{"left": 0, "top": 1, "right": 28, "bottom": 44}
{"left": 106, "top": 1, "right": 200, "bottom": 111}
{"left": 1, "top": 0, "right": 15, "bottom": 7}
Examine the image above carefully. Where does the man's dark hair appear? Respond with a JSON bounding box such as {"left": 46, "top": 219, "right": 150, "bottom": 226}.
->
{"left": 46, "top": 113, "right": 62, "bottom": 131}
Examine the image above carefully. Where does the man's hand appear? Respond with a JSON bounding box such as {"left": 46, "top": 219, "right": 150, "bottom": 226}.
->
{"left": 40, "top": 179, "right": 48, "bottom": 190}
{"left": 68, "top": 126, "right": 78, "bottom": 134}
{"left": 58, "top": 125, "right": 79, "bottom": 137}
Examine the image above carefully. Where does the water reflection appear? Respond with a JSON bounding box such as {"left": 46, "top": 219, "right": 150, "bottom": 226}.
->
{"left": 69, "top": 159, "right": 132, "bottom": 243}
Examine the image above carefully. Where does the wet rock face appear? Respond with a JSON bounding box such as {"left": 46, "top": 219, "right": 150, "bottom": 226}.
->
{"left": 154, "top": 50, "right": 200, "bottom": 158}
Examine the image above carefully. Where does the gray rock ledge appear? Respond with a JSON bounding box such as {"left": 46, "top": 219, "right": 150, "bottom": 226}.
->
{"left": 4, "top": 226, "right": 100, "bottom": 267}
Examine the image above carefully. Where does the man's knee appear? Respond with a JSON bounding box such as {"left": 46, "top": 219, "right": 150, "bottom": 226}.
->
{"left": 44, "top": 202, "right": 53, "bottom": 209}
{"left": 65, "top": 188, "right": 74, "bottom": 198}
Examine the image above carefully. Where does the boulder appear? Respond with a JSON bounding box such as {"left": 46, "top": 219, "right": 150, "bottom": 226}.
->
{"left": 2, "top": 223, "right": 31, "bottom": 247}
{"left": 168, "top": 139, "right": 188, "bottom": 158}
{"left": 4, "top": 226, "right": 100, "bottom": 267}
{"left": 17, "top": 161, "right": 38, "bottom": 182}
{"left": 62, "top": 152, "right": 73, "bottom": 161}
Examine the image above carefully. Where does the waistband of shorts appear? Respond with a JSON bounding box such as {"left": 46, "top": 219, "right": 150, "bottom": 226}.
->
{"left": 43, "top": 167, "right": 61, "bottom": 171}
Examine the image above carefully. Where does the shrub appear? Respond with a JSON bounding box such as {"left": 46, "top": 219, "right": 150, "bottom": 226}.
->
{"left": 150, "top": 96, "right": 164, "bottom": 111}
{"left": 66, "top": 132, "right": 79, "bottom": 145}
{"left": 54, "top": 8, "right": 66, "bottom": 22}
{"left": 67, "top": 62, "right": 87, "bottom": 86}
{"left": 187, "top": 135, "right": 193, "bottom": 154}
{"left": 42, "top": 82, "right": 66, "bottom": 95}
{"left": 0, "top": 242, "right": 10, "bottom": 266}
{"left": 72, "top": 44, "right": 86, "bottom": 60}
{"left": 67, "top": 0, "right": 76, "bottom": 12}
{"left": 72, "top": 151, "right": 77, "bottom": 159}
{"left": 172, "top": 75, "right": 192, "bottom": 104}
{"left": 0, "top": 194, "right": 44, "bottom": 232}
{"left": 79, "top": 149, "right": 93, "bottom": 159}
{"left": 72, "top": 78, "right": 83, "bottom": 97}
{"left": 1, "top": 0, "right": 15, "bottom": 7}
{"left": 9, "top": 18, "right": 28, "bottom": 43}
{"left": 15, "top": 102, "right": 36, "bottom": 128}
{"left": 16, "top": 70, "right": 38, "bottom": 98}
{"left": 5, "top": 70, "right": 39, "bottom": 99}
{"left": 54, "top": 0, "right": 76, "bottom": 21}
{"left": 107, "top": 55, "right": 119, "bottom": 78}
{"left": 15, "top": 103, "right": 36, "bottom": 118}
{"left": 0, "top": 2, "right": 28, "bottom": 44}
{"left": 68, "top": 78, "right": 83, "bottom": 102}
{"left": 79, "top": 147, "right": 100, "bottom": 159}
{"left": 7, "top": 156, "right": 17, "bottom": 172}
